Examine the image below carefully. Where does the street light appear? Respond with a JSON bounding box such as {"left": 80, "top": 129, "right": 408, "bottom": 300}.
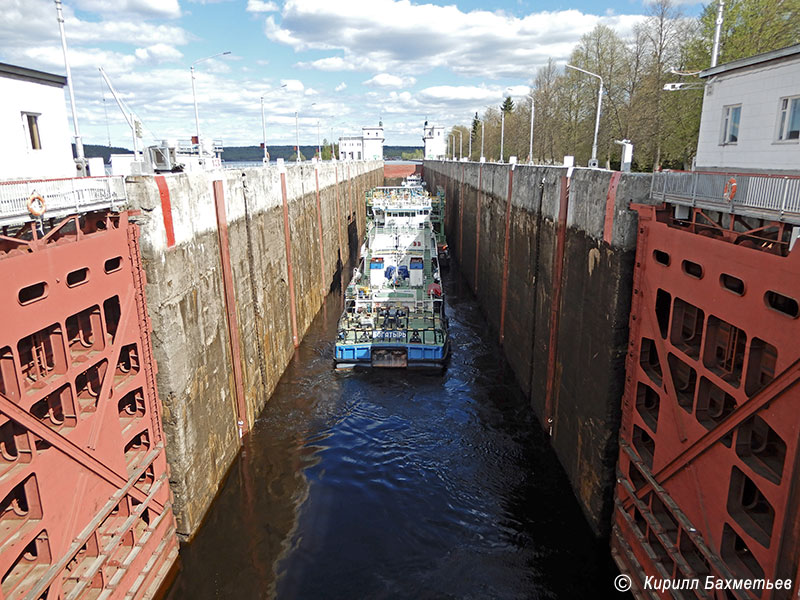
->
{"left": 500, "top": 110, "right": 505, "bottom": 163}
{"left": 481, "top": 119, "right": 485, "bottom": 162}
{"left": 294, "top": 102, "right": 316, "bottom": 162}
{"left": 458, "top": 129, "right": 462, "bottom": 160}
{"left": 528, "top": 96, "right": 535, "bottom": 164}
{"left": 566, "top": 64, "right": 603, "bottom": 168}
{"left": 55, "top": 0, "right": 86, "bottom": 175}
{"left": 261, "top": 83, "right": 288, "bottom": 163}
{"left": 190, "top": 51, "right": 231, "bottom": 151}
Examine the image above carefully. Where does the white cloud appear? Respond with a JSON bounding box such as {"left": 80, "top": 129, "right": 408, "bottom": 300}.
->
{"left": 74, "top": 0, "right": 181, "bottom": 19}
{"left": 134, "top": 43, "right": 184, "bottom": 63}
{"left": 247, "top": 0, "right": 279, "bottom": 11}
{"left": 418, "top": 85, "right": 504, "bottom": 103}
{"left": 280, "top": 79, "right": 305, "bottom": 92}
{"left": 335, "top": 82, "right": 347, "bottom": 92}
{"left": 363, "top": 73, "right": 416, "bottom": 89}
{"left": 263, "top": 0, "right": 646, "bottom": 78}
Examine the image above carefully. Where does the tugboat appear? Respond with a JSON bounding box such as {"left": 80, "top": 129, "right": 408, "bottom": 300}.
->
{"left": 335, "top": 184, "right": 450, "bottom": 369}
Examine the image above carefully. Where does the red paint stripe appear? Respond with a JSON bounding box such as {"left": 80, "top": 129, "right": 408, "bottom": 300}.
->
{"left": 155, "top": 175, "right": 175, "bottom": 248}
{"left": 544, "top": 176, "right": 570, "bottom": 434}
{"left": 499, "top": 166, "right": 514, "bottom": 345}
{"left": 603, "top": 171, "right": 622, "bottom": 245}
{"left": 212, "top": 181, "right": 249, "bottom": 437}
{"left": 280, "top": 171, "right": 299, "bottom": 348}
{"left": 458, "top": 164, "right": 465, "bottom": 263}
{"left": 314, "top": 168, "right": 326, "bottom": 291}
{"left": 474, "top": 164, "right": 482, "bottom": 294}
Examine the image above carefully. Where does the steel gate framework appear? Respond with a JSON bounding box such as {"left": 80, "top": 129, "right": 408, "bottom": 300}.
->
{"left": 0, "top": 211, "right": 177, "bottom": 599}
{"left": 613, "top": 203, "right": 800, "bottom": 599}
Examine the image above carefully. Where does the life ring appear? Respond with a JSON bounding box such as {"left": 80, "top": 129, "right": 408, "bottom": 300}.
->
{"left": 723, "top": 177, "right": 737, "bottom": 201}
{"left": 27, "top": 194, "right": 46, "bottom": 217}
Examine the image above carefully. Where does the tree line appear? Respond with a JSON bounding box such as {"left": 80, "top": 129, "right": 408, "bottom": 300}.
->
{"left": 449, "top": 0, "right": 798, "bottom": 171}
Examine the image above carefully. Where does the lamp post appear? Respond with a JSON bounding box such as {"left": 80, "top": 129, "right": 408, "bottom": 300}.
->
{"left": 500, "top": 110, "right": 505, "bottom": 163}
{"left": 191, "top": 51, "right": 231, "bottom": 151}
{"left": 528, "top": 96, "right": 535, "bottom": 164}
{"left": 54, "top": 0, "right": 86, "bottom": 175}
{"left": 480, "top": 119, "right": 485, "bottom": 162}
{"left": 260, "top": 84, "right": 286, "bottom": 163}
{"left": 458, "top": 129, "right": 462, "bottom": 160}
{"left": 316, "top": 120, "right": 321, "bottom": 159}
{"left": 260, "top": 96, "right": 268, "bottom": 163}
{"left": 566, "top": 64, "right": 603, "bottom": 168}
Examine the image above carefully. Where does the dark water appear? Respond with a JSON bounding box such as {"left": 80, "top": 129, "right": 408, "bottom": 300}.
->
{"left": 166, "top": 271, "right": 615, "bottom": 599}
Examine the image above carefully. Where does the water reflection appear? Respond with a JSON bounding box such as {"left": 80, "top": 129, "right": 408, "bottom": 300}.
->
{"left": 166, "top": 270, "right": 614, "bottom": 599}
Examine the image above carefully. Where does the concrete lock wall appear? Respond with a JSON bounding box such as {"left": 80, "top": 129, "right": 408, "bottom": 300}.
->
{"left": 423, "top": 160, "right": 652, "bottom": 537}
{"left": 125, "top": 160, "right": 382, "bottom": 539}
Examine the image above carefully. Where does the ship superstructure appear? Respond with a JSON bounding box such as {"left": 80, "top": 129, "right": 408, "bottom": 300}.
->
{"left": 335, "top": 184, "right": 449, "bottom": 368}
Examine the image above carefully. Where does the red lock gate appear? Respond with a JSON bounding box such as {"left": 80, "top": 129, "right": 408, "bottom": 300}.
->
{"left": 613, "top": 204, "right": 800, "bottom": 599}
{"left": 0, "top": 211, "right": 178, "bottom": 599}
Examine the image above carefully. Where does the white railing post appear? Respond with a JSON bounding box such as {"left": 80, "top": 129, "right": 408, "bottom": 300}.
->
{"left": 780, "top": 177, "right": 789, "bottom": 219}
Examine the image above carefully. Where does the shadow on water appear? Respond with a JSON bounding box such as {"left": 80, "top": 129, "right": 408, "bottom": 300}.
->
{"left": 165, "top": 265, "right": 616, "bottom": 599}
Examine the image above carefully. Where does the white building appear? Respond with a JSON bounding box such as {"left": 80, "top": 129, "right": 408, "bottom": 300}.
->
{"left": 422, "top": 123, "right": 446, "bottom": 160}
{"left": 338, "top": 125, "right": 384, "bottom": 160}
{"left": 362, "top": 126, "right": 384, "bottom": 160}
{"left": 696, "top": 44, "right": 800, "bottom": 174}
{"left": 0, "top": 63, "right": 76, "bottom": 181}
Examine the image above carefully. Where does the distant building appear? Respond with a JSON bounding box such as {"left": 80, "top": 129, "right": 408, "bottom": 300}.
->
{"left": 338, "top": 125, "right": 384, "bottom": 160}
{"left": 362, "top": 126, "right": 384, "bottom": 160}
{"left": 423, "top": 123, "right": 445, "bottom": 160}
{"left": 695, "top": 44, "right": 800, "bottom": 174}
{"left": 0, "top": 63, "right": 76, "bottom": 181}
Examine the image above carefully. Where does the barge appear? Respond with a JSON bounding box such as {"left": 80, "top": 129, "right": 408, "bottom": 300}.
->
{"left": 335, "top": 184, "right": 450, "bottom": 368}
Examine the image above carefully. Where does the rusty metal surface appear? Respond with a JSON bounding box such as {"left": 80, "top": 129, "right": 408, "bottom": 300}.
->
{"left": 0, "top": 212, "right": 177, "bottom": 599}
{"left": 314, "top": 166, "right": 327, "bottom": 294}
{"left": 474, "top": 165, "right": 482, "bottom": 294}
{"left": 614, "top": 202, "right": 800, "bottom": 599}
{"left": 498, "top": 166, "right": 515, "bottom": 345}
{"left": 543, "top": 176, "right": 570, "bottom": 434}
{"left": 212, "top": 181, "right": 249, "bottom": 438}
{"left": 279, "top": 171, "right": 299, "bottom": 348}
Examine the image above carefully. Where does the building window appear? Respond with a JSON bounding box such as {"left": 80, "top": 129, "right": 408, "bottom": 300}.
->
{"left": 22, "top": 113, "right": 42, "bottom": 150}
{"left": 721, "top": 104, "right": 741, "bottom": 145}
{"left": 777, "top": 96, "right": 800, "bottom": 141}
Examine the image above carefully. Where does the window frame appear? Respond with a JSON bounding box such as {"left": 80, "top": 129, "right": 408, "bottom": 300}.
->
{"left": 720, "top": 104, "right": 742, "bottom": 146}
{"left": 775, "top": 95, "right": 800, "bottom": 143}
{"left": 21, "top": 112, "right": 43, "bottom": 151}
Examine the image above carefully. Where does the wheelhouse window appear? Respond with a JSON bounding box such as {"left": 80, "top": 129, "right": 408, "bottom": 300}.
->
{"left": 777, "top": 96, "right": 800, "bottom": 141}
{"left": 721, "top": 104, "right": 741, "bottom": 144}
{"left": 22, "top": 113, "right": 42, "bottom": 150}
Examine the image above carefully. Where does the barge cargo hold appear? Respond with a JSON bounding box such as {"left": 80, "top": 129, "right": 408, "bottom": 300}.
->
{"left": 335, "top": 185, "right": 450, "bottom": 368}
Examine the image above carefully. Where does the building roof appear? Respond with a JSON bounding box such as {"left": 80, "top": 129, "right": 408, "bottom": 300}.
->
{"left": 700, "top": 43, "right": 800, "bottom": 79}
{"left": 0, "top": 63, "right": 67, "bottom": 87}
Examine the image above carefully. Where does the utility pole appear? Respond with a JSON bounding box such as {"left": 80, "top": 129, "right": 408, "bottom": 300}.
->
{"left": 54, "top": 0, "right": 86, "bottom": 176}
{"left": 528, "top": 97, "right": 535, "bottom": 164}
{"left": 711, "top": 0, "right": 725, "bottom": 67}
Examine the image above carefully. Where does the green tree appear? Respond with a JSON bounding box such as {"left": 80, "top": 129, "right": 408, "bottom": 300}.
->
{"left": 689, "top": 0, "right": 800, "bottom": 68}
{"left": 501, "top": 96, "right": 515, "bottom": 113}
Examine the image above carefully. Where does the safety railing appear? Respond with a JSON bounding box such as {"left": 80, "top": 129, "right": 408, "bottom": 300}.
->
{"left": 0, "top": 176, "right": 128, "bottom": 227}
{"left": 651, "top": 170, "right": 800, "bottom": 223}
{"left": 336, "top": 325, "right": 445, "bottom": 345}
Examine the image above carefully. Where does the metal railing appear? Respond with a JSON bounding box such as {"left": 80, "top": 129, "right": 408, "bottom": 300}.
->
{"left": 651, "top": 170, "right": 800, "bottom": 223}
{"left": 337, "top": 326, "right": 445, "bottom": 345}
{"left": 0, "top": 176, "right": 127, "bottom": 227}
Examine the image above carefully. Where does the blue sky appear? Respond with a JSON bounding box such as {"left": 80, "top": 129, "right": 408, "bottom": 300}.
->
{"left": 1, "top": 0, "right": 706, "bottom": 148}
